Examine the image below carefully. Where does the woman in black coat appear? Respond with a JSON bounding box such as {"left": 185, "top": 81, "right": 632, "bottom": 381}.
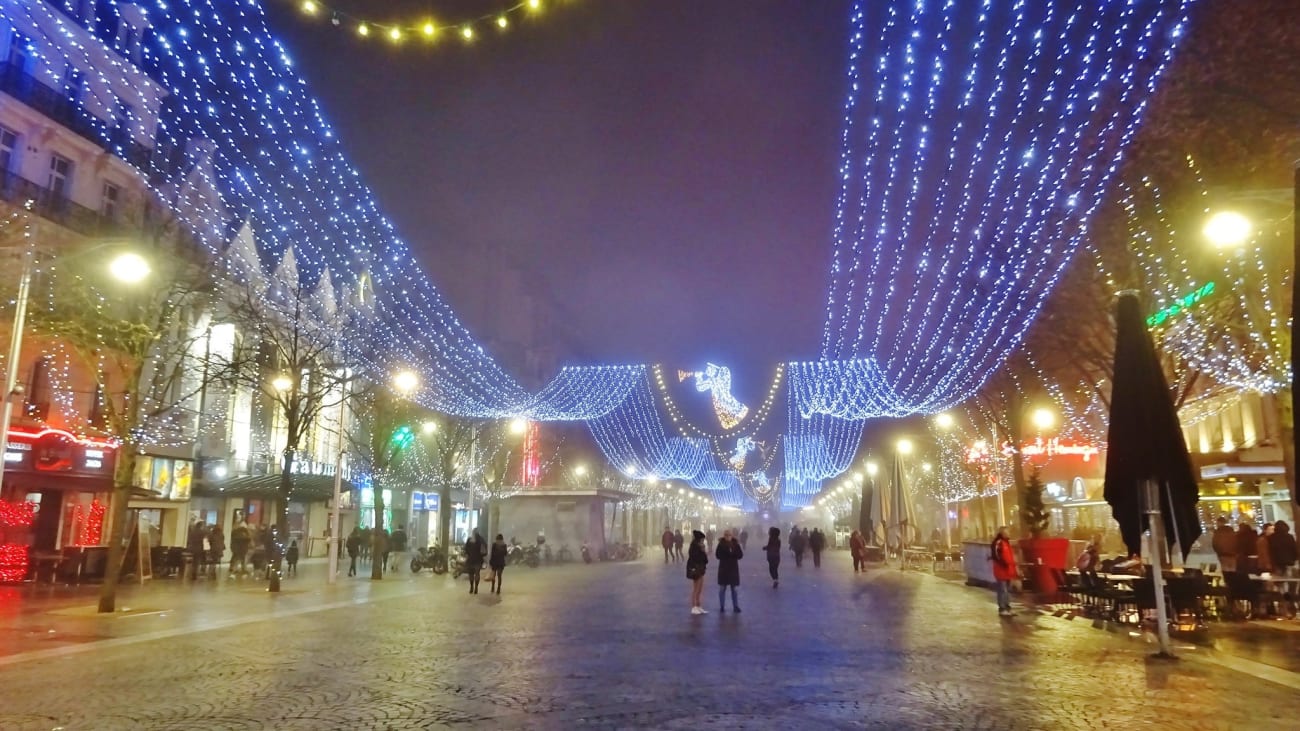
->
{"left": 763, "top": 527, "right": 781, "bottom": 588}
{"left": 716, "top": 529, "right": 743, "bottom": 613}
{"left": 687, "top": 530, "right": 709, "bottom": 615}
{"left": 488, "top": 534, "right": 508, "bottom": 595}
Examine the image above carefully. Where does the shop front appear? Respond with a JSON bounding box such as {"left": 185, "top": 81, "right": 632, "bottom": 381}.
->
{"left": 191, "top": 473, "right": 352, "bottom": 553}
{"left": 0, "top": 426, "right": 117, "bottom": 581}
{"left": 128, "top": 454, "right": 195, "bottom": 548}
{"left": 409, "top": 490, "right": 440, "bottom": 550}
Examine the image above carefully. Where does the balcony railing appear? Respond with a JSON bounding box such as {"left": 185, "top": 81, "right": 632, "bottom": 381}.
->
{"left": 0, "top": 169, "right": 133, "bottom": 239}
{"left": 0, "top": 60, "right": 153, "bottom": 171}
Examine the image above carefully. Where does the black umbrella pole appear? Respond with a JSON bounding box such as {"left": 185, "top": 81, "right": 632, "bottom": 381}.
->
{"left": 1144, "top": 481, "right": 1175, "bottom": 659}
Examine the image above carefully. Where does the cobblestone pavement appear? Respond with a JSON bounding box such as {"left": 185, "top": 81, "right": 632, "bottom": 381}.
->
{"left": 0, "top": 553, "right": 1296, "bottom": 730}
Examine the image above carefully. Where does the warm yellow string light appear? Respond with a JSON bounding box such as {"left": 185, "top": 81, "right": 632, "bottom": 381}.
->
{"left": 287, "top": 0, "right": 556, "bottom": 45}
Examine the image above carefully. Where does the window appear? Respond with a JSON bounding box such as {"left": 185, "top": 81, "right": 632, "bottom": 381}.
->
{"left": 0, "top": 126, "right": 16, "bottom": 175}
{"left": 47, "top": 154, "right": 72, "bottom": 198}
{"left": 5, "top": 33, "right": 31, "bottom": 72}
{"left": 100, "top": 181, "right": 119, "bottom": 218}
{"left": 63, "top": 66, "right": 85, "bottom": 105}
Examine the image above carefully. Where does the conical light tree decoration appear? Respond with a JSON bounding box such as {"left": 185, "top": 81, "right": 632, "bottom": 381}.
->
{"left": 817, "top": 0, "right": 1194, "bottom": 417}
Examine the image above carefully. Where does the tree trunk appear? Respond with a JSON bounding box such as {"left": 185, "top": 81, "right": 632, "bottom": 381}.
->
{"left": 438, "top": 481, "right": 453, "bottom": 570}
{"left": 488, "top": 499, "right": 500, "bottom": 544}
{"left": 270, "top": 447, "right": 293, "bottom": 592}
{"left": 96, "top": 448, "right": 139, "bottom": 613}
{"left": 370, "top": 486, "right": 386, "bottom": 580}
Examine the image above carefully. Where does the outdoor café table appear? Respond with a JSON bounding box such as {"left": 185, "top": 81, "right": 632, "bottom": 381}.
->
{"left": 902, "top": 548, "right": 931, "bottom": 571}
{"left": 1250, "top": 574, "right": 1300, "bottom": 592}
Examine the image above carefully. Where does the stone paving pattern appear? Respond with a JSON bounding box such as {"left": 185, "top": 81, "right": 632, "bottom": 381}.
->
{"left": 0, "top": 553, "right": 1296, "bottom": 730}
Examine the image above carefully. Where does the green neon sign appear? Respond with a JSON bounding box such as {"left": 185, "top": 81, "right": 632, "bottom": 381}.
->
{"left": 1146, "top": 281, "right": 1216, "bottom": 328}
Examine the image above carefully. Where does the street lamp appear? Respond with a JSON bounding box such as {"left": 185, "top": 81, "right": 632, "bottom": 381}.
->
{"left": 392, "top": 370, "right": 419, "bottom": 395}
{"left": 865, "top": 461, "right": 879, "bottom": 477}
{"left": 509, "top": 417, "right": 528, "bottom": 435}
{"left": 896, "top": 438, "right": 914, "bottom": 455}
{"left": 1031, "top": 407, "right": 1056, "bottom": 431}
{"left": 935, "top": 412, "right": 955, "bottom": 430}
{"left": 1203, "top": 210, "right": 1252, "bottom": 249}
{"left": 107, "top": 251, "right": 151, "bottom": 283}
{"left": 421, "top": 420, "right": 438, "bottom": 435}
{"left": 271, "top": 375, "right": 294, "bottom": 392}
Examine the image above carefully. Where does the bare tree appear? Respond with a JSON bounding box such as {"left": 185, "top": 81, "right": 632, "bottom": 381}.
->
{"left": 219, "top": 243, "right": 352, "bottom": 592}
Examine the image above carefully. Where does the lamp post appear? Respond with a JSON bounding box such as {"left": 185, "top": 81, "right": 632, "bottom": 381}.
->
{"left": 326, "top": 373, "right": 350, "bottom": 586}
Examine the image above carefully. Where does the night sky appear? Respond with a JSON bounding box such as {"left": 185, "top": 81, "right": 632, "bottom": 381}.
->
{"left": 262, "top": 1, "right": 850, "bottom": 400}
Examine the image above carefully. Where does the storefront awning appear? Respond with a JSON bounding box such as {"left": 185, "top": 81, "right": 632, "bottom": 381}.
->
{"left": 193, "top": 474, "right": 355, "bottom": 502}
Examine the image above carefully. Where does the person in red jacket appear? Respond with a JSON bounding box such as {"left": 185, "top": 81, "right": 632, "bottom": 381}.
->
{"left": 990, "top": 526, "right": 1017, "bottom": 617}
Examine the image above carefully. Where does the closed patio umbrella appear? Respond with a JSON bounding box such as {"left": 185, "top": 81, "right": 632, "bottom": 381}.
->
{"left": 1104, "top": 291, "right": 1203, "bottom": 658}
{"left": 1103, "top": 292, "right": 1202, "bottom": 561}
{"left": 886, "top": 455, "right": 917, "bottom": 560}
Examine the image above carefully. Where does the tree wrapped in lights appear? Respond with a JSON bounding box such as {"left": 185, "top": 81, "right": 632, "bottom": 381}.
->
{"left": 20, "top": 236, "right": 225, "bottom": 613}
{"left": 218, "top": 229, "right": 356, "bottom": 592}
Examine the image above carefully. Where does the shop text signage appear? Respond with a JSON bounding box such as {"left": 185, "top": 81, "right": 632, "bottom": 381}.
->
{"left": 3, "top": 427, "right": 117, "bottom": 477}
{"left": 967, "top": 437, "right": 1101, "bottom": 463}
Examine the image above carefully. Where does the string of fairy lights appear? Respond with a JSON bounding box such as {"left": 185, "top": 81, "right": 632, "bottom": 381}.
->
{"left": 291, "top": 0, "right": 553, "bottom": 44}
{"left": 0, "top": 0, "right": 1204, "bottom": 511}
{"left": 820, "top": 0, "right": 1194, "bottom": 414}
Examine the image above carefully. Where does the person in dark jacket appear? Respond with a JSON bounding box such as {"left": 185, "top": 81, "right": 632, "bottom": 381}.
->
{"left": 1269, "top": 520, "right": 1297, "bottom": 576}
{"left": 206, "top": 524, "right": 225, "bottom": 579}
{"left": 230, "top": 520, "right": 251, "bottom": 578}
{"left": 763, "top": 527, "right": 782, "bottom": 588}
{"left": 809, "top": 528, "right": 826, "bottom": 568}
{"left": 489, "top": 534, "right": 508, "bottom": 595}
{"left": 1236, "top": 521, "right": 1259, "bottom": 574}
{"left": 1211, "top": 517, "right": 1237, "bottom": 573}
{"left": 285, "top": 539, "right": 299, "bottom": 576}
{"left": 790, "top": 527, "right": 807, "bottom": 567}
{"left": 345, "top": 528, "right": 361, "bottom": 577}
{"left": 187, "top": 520, "right": 207, "bottom": 579}
{"left": 716, "top": 530, "right": 743, "bottom": 613}
{"left": 673, "top": 529, "right": 685, "bottom": 561}
{"left": 687, "top": 530, "right": 709, "bottom": 615}
{"left": 662, "top": 527, "right": 675, "bottom": 563}
{"left": 465, "top": 530, "right": 487, "bottom": 594}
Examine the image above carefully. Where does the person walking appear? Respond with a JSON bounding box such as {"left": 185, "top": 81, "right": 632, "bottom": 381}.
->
{"left": 791, "top": 527, "right": 806, "bottom": 568}
{"left": 662, "top": 527, "right": 675, "bottom": 563}
{"left": 1236, "top": 521, "right": 1259, "bottom": 574}
{"left": 687, "top": 530, "right": 709, "bottom": 615}
{"left": 489, "top": 534, "right": 508, "bottom": 595}
{"left": 763, "top": 527, "right": 781, "bottom": 588}
{"left": 809, "top": 527, "right": 826, "bottom": 568}
{"left": 716, "top": 529, "right": 743, "bottom": 613}
{"left": 1269, "top": 520, "right": 1297, "bottom": 576}
{"left": 230, "top": 520, "right": 251, "bottom": 578}
{"left": 346, "top": 528, "right": 361, "bottom": 577}
{"left": 206, "top": 523, "right": 226, "bottom": 579}
{"left": 465, "top": 530, "right": 487, "bottom": 594}
{"left": 285, "top": 539, "right": 299, "bottom": 577}
{"left": 673, "top": 529, "right": 685, "bottom": 562}
{"left": 1211, "top": 516, "right": 1237, "bottom": 573}
{"left": 390, "top": 527, "right": 407, "bottom": 573}
{"left": 849, "top": 529, "right": 866, "bottom": 573}
{"left": 1256, "top": 523, "right": 1275, "bottom": 575}
{"left": 739, "top": 528, "right": 749, "bottom": 551}
{"left": 991, "top": 526, "right": 1017, "bottom": 617}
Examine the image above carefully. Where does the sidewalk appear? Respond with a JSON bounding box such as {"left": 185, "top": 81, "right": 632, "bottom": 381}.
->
{"left": 0, "top": 557, "right": 438, "bottom": 663}
{"left": 928, "top": 563, "right": 1300, "bottom": 679}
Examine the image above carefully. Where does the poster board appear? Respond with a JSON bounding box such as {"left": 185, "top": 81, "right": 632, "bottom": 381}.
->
{"left": 119, "top": 513, "right": 153, "bottom": 584}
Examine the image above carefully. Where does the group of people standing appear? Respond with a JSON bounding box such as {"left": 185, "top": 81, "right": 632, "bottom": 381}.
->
{"left": 682, "top": 525, "right": 834, "bottom": 615}
{"left": 344, "top": 526, "right": 408, "bottom": 577}
{"left": 186, "top": 518, "right": 299, "bottom": 580}
{"left": 1212, "top": 518, "right": 1297, "bottom": 576}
